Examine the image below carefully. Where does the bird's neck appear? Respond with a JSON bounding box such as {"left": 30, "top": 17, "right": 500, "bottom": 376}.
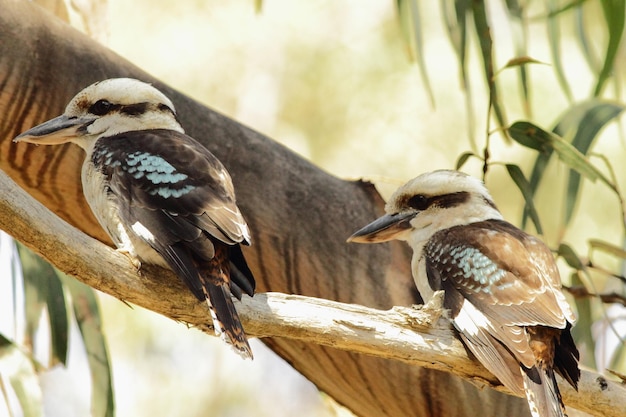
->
{"left": 408, "top": 202, "right": 503, "bottom": 251}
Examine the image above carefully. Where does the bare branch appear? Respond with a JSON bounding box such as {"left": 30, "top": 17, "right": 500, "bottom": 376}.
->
{"left": 564, "top": 285, "right": 626, "bottom": 307}
{"left": 1, "top": 169, "right": 624, "bottom": 417}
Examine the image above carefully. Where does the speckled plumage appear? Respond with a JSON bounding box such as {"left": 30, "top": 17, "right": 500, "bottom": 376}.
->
{"left": 349, "top": 170, "right": 579, "bottom": 417}
{"left": 14, "top": 78, "right": 256, "bottom": 359}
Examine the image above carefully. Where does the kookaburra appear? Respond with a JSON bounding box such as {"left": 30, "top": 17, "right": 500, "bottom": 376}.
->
{"left": 14, "top": 78, "right": 256, "bottom": 359}
{"left": 348, "top": 170, "right": 579, "bottom": 417}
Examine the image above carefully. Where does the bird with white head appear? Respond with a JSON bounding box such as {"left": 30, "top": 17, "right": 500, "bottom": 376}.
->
{"left": 349, "top": 170, "right": 579, "bottom": 417}
{"left": 15, "top": 78, "right": 256, "bottom": 359}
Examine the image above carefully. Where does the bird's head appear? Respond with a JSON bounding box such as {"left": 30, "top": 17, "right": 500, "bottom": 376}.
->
{"left": 348, "top": 170, "right": 503, "bottom": 245}
{"left": 14, "top": 78, "right": 183, "bottom": 151}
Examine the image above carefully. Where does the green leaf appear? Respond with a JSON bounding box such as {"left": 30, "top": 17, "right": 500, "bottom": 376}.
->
{"left": 505, "top": 164, "right": 543, "bottom": 234}
{"left": 557, "top": 244, "right": 596, "bottom": 368}
{"left": 455, "top": 151, "right": 477, "bottom": 170}
{"left": 46, "top": 273, "right": 69, "bottom": 367}
{"left": 254, "top": 0, "right": 262, "bottom": 13}
{"left": 524, "top": 152, "right": 552, "bottom": 228}
{"left": 543, "top": 0, "right": 588, "bottom": 18}
{"left": 508, "top": 122, "right": 552, "bottom": 152}
{"left": 397, "top": 0, "right": 435, "bottom": 107}
{"left": 441, "top": 0, "right": 469, "bottom": 74}
{"left": 594, "top": 0, "right": 625, "bottom": 96}
{"left": 574, "top": 5, "right": 601, "bottom": 75}
{"left": 550, "top": 100, "right": 625, "bottom": 225}
{"left": 471, "top": 0, "right": 509, "bottom": 141}
{"left": 568, "top": 271, "right": 596, "bottom": 369}
{"left": 558, "top": 242, "right": 585, "bottom": 270}
{"left": 500, "top": 56, "right": 548, "bottom": 69}
{"left": 546, "top": 0, "right": 574, "bottom": 102}
{"left": 441, "top": 0, "right": 476, "bottom": 147}
{"left": 60, "top": 274, "right": 114, "bottom": 417}
{"left": 502, "top": 0, "right": 533, "bottom": 117}
{"left": 509, "top": 121, "right": 611, "bottom": 186}
{"left": 504, "top": 0, "right": 523, "bottom": 18}
{"left": 17, "top": 245, "right": 47, "bottom": 350}
{"left": 0, "top": 338, "right": 43, "bottom": 417}
{"left": 589, "top": 238, "right": 626, "bottom": 259}
{"left": 511, "top": 120, "right": 555, "bottom": 229}
{"left": 16, "top": 245, "right": 69, "bottom": 367}
{"left": 522, "top": 101, "right": 624, "bottom": 227}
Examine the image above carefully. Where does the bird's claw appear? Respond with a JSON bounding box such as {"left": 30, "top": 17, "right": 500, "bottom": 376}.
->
{"left": 116, "top": 248, "right": 142, "bottom": 271}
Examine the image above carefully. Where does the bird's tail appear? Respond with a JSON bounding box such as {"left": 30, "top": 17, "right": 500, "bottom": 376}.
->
{"left": 522, "top": 365, "right": 567, "bottom": 417}
{"left": 203, "top": 280, "right": 253, "bottom": 359}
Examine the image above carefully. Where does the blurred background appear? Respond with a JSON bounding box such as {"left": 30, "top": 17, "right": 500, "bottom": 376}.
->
{"left": 2, "top": 1, "right": 625, "bottom": 416}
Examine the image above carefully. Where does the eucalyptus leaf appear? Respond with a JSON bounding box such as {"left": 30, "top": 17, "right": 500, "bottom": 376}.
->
{"left": 501, "top": 56, "right": 548, "bottom": 69}
{"left": 60, "top": 274, "right": 114, "bottom": 417}
{"left": 0, "top": 340, "right": 43, "bottom": 417}
{"left": 569, "top": 271, "right": 596, "bottom": 369}
{"left": 254, "top": 0, "right": 262, "bottom": 13}
{"left": 594, "top": 0, "right": 625, "bottom": 96}
{"left": 574, "top": 5, "right": 601, "bottom": 75}
{"left": 522, "top": 151, "right": 552, "bottom": 229}
{"left": 502, "top": 0, "right": 532, "bottom": 117}
{"left": 441, "top": 0, "right": 475, "bottom": 147}
{"left": 397, "top": 0, "right": 435, "bottom": 106}
{"left": 562, "top": 101, "right": 625, "bottom": 225}
{"left": 472, "top": 0, "right": 509, "bottom": 141}
{"left": 546, "top": 0, "right": 574, "bottom": 102}
{"left": 549, "top": 100, "right": 625, "bottom": 226}
{"left": 508, "top": 121, "right": 552, "bottom": 152}
{"left": 543, "top": 0, "right": 588, "bottom": 18}
{"left": 558, "top": 242, "right": 585, "bottom": 270}
{"left": 505, "top": 164, "right": 543, "bottom": 234}
{"left": 557, "top": 244, "right": 595, "bottom": 368}
{"left": 509, "top": 121, "right": 611, "bottom": 186}
{"left": 589, "top": 239, "right": 626, "bottom": 260}
{"left": 523, "top": 101, "right": 624, "bottom": 227}
{"left": 16, "top": 245, "right": 69, "bottom": 367}
{"left": 16, "top": 245, "right": 48, "bottom": 349}
{"left": 455, "top": 151, "right": 477, "bottom": 170}
{"left": 45, "top": 274, "right": 68, "bottom": 367}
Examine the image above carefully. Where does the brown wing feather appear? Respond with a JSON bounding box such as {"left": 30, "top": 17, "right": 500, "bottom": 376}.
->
{"left": 426, "top": 220, "right": 569, "bottom": 330}
{"left": 199, "top": 244, "right": 253, "bottom": 359}
{"left": 93, "top": 129, "right": 255, "bottom": 357}
{"left": 425, "top": 219, "right": 579, "bottom": 400}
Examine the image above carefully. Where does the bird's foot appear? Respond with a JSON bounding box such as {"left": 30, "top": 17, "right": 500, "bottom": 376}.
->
{"left": 115, "top": 248, "right": 143, "bottom": 271}
{"left": 421, "top": 290, "right": 447, "bottom": 322}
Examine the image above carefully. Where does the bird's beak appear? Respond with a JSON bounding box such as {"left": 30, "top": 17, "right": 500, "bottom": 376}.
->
{"left": 13, "top": 115, "right": 96, "bottom": 145}
{"left": 347, "top": 211, "right": 416, "bottom": 243}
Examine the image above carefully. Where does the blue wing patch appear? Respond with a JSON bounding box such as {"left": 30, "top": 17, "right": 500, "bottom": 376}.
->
{"left": 427, "top": 240, "right": 510, "bottom": 293}
{"left": 94, "top": 146, "right": 197, "bottom": 198}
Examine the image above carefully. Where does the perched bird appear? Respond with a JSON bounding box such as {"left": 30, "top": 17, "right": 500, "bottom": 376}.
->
{"left": 348, "top": 170, "right": 579, "bottom": 417}
{"left": 14, "top": 78, "right": 256, "bottom": 358}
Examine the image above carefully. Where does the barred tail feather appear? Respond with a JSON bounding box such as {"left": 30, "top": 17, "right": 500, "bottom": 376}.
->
{"left": 522, "top": 366, "right": 567, "bottom": 417}
{"left": 204, "top": 282, "right": 253, "bottom": 359}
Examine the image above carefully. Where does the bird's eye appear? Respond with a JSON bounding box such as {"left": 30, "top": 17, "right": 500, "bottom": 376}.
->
{"left": 407, "top": 194, "right": 430, "bottom": 210}
{"left": 89, "top": 99, "right": 114, "bottom": 116}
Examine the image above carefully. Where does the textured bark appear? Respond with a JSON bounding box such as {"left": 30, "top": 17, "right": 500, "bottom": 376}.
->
{"left": 0, "top": 1, "right": 582, "bottom": 416}
{"left": 0, "top": 175, "right": 622, "bottom": 417}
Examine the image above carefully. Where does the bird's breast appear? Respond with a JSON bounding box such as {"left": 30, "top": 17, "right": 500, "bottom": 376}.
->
{"left": 81, "top": 161, "right": 121, "bottom": 239}
{"left": 81, "top": 160, "right": 166, "bottom": 268}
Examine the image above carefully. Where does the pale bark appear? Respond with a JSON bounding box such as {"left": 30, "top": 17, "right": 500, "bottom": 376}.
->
{"left": 0, "top": 169, "right": 623, "bottom": 416}
{"left": 0, "top": 2, "right": 621, "bottom": 417}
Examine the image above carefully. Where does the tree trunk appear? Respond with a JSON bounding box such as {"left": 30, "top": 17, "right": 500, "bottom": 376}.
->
{"left": 0, "top": 1, "right": 531, "bottom": 416}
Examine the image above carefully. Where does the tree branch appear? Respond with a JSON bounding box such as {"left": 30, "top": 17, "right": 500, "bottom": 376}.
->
{"left": 1, "top": 169, "right": 623, "bottom": 417}
{"left": 1, "top": 3, "right": 623, "bottom": 415}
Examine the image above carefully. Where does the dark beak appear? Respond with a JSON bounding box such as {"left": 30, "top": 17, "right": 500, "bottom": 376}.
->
{"left": 347, "top": 211, "right": 416, "bottom": 243}
{"left": 13, "top": 115, "right": 95, "bottom": 145}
